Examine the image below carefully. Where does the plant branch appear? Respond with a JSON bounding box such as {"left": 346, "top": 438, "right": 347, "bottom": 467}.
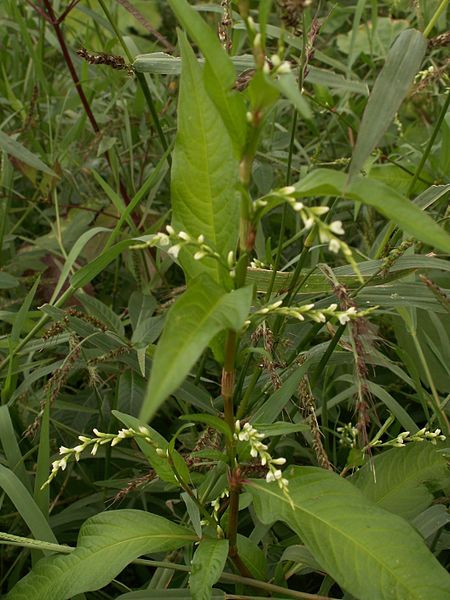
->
{"left": 36, "top": 0, "right": 133, "bottom": 208}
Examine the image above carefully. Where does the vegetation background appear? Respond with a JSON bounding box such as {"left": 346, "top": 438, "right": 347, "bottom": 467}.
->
{"left": 0, "top": 1, "right": 449, "bottom": 599}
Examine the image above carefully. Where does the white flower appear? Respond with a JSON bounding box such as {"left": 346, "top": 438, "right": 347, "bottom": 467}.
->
{"left": 330, "top": 220, "right": 345, "bottom": 235}
{"left": 178, "top": 231, "right": 190, "bottom": 241}
{"left": 266, "top": 471, "right": 275, "bottom": 483}
{"left": 303, "top": 216, "right": 314, "bottom": 229}
{"left": 165, "top": 225, "right": 175, "bottom": 235}
{"left": 279, "top": 185, "right": 296, "bottom": 196}
{"left": 328, "top": 238, "right": 340, "bottom": 253}
{"left": 271, "top": 457, "right": 286, "bottom": 465}
{"left": 253, "top": 33, "right": 261, "bottom": 49}
{"left": 293, "top": 202, "right": 304, "bottom": 212}
{"left": 311, "top": 206, "right": 329, "bottom": 216}
{"left": 155, "top": 233, "right": 170, "bottom": 246}
{"left": 59, "top": 446, "right": 72, "bottom": 455}
{"left": 194, "top": 251, "right": 206, "bottom": 260}
{"left": 271, "top": 54, "right": 281, "bottom": 68}
{"left": 338, "top": 313, "right": 350, "bottom": 325}
{"left": 277, "top": 61, "right": 291, "bottom": 74}
{"left": 168, "top": 244, "right": 181, "bottom": 259}
{"left": 197, "top": 234, "right": 205, "bottom": 244}
{"left": 91, "top": 443, "right": 99, "bottom": 456}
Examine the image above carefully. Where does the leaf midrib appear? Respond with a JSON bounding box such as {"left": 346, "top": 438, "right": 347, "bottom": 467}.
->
{"left": 247, "top": 481, "right": 427, "bottom": 599}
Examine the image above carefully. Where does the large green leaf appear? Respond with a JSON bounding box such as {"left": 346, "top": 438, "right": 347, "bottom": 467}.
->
{"left": 139, "top": 275, "right": 253, "bottom": 422}
{"left": 349, "top": 29, "right": 427, "bottom": 178}
{"left": 6, "top": 510, "right": 196, "bottom": 600}
{"left": 171, "top": 33, "right": 240, "bottom": 283}
{"left": 167, "top": 0, "right": 246, "bottom": 152}
{"left": 352, "top": 443, "right": 449, "bottom": 520}
{"left": 189, "top": 538, "right": 228, "bottom": 600}
{"left": 293, "top": 169, "right": 450, "bottom": 254}
{"left": 246, "top": 467, "right": 450, "bottom": 600}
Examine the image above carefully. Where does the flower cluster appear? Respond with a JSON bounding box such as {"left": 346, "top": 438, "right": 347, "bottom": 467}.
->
{"left": 44, "top": 426, "right": 158, "bottom": 487}
{"left": 248, "top": 300, "right": 369, "bottom": 328}
{"left": 337, "top": 422, "right": 359, "bottom": 448}
{"left": 234, "top": 421, "right": 290, "bottom": 499}
{"left": 132, "top": 226, "right": 219, "bottom": 262}
{"left": 264, "top": 52, "right": 292, "bottom": 76}
{"left": 376, "top": 427, "right": 446, "bottom": 449}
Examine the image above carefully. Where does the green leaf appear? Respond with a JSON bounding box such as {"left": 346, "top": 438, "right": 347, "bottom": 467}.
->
{"left": 79, "top": 295, "right": 125, "bottom": 337}
{"left": 167, "top": 0, "right": 246, "bottom": 152}
{"left": 0, "top": 406, "right": 31, "bottom": 492}
{"left": 139, "top": 275, "right": 253, "bottom": 423}
{"left": 112, "top": 411, "right": 180, "bottom": 485}
{"left": 293, "top": 168, "right": 450, "bottom": 254}
{"left": 6, "top": 510, "right": 196, "bottom": 600}
{"left": 179, "top": 414, "right": 233, "bottom": 441}
{"left": 236, "top": 534, "right": 267, "bottom": 581}
{"left": 172, "top": 33, "right": 240, "bottom": 283}
{"left": 0, "top": 465, "right": 58, "bottom": 550}
{"left": 246, "top": 467, "right": 450, "bottom": 600}
{"left": 349, "top": 29, "right": 427, "bottom": 179}
{"left": 0, "top": 130, "right": 56, "bottom": 176}
{"left": 0, "top": 272, "right": 19, "bottom": 289}
{"left": 117, "top": 591, "right": 225, "bottom": 599}
{"left": 189, "top": 538, "right": 228, "bottom": 600}
{"left": 48, "top": 227, "right": 110, "bottom": 303}
{"left": 71, "top": 238, "right": 136, "bottom": 289}
{"left": 271, "top": 70, "right": 312, "bottom": 121}
{"left": 352, "top": 443, "right": 449, "bottom": 520}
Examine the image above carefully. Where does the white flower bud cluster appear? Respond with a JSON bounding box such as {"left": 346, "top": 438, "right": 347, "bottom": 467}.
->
{"left": 255, "top": 187, "right": 349, "bottom": 256}
{"left": 210, "top": 489, "right": 229, "bottom": 521}
{"left": 378, "top": 427, "right": 446, "bottom": 448}
{"left": 234, "top": 421, "right": 289, "bottom": 497}
{"left": 43, "top": 425, "right": 158, "bottom": 487}
{"left": 290, "top": 199, "right": 348, "bottom": 255}
{"left": 250, "top": 301, "right": 362, "bottom": 326}
{"left": 337, "top": 423, "right": 359, "bottom": 448}
{"left": 249, "top": 258, "right": 272, "bottom": 269}
{"left": 267, "top": 53, "right": 291, "bottom": 75}
{"left": 132, "top": 227, "right": 219, "bottom": 262}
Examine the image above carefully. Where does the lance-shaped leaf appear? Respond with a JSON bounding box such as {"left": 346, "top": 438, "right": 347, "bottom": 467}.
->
{"left": 349, "top": 29, "right": 427, "bottom": 179}
{"left": 6, "top": 510, "right": 196, "bottom": 600}
{"left": 352, "top": 442, "right": 449, "bottom": 521}
{"left": 171, "top": 33, "right": 240, "bottom": 283}
{"left": 140, "top": 275, "right": 253, "bottom": 423}
{"left": 292, "top": 168, "right": 450, "bottom": 254}
{"left": 246, "top": 467, "right": 450, "bottom": 600}
{"left": 167, "top": 0, "right": 246, "bottom": 152}
{"left": 189, "top": 538, "right": 229, "bottom": 600}
{"left": 0, "top": 130, "right": 56, "bottom": 176}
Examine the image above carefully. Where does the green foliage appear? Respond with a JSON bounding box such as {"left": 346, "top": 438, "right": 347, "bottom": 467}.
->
{"left": 247, "top": 467, "right": 450, "bottom": 600}
{"left": 1, "top": 0, "right": 449, "bottom": 598}
{"left": 140, "top": 275, "right": 253, "bottom": 422}
{"left": 5, "top": 510, "right": 196, "bottom": 599}
{"left": 189, "top": 538, "right": 229, "bottom": 600}
{"left": 171, "top": 33, "right": 240, "bottom": 283}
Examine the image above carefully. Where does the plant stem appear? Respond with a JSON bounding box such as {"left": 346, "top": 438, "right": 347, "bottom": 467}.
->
{"left": 133, "top": 560, "right": 338, "bottom": 599}
{"left": 411, "top": 332, "right": 449, "bottom": 433}
{"left": 37, "top": 0, "right": 133, "bottom": 208}
{"left": 423, "top": 0, "right": 449, "bottom": 37}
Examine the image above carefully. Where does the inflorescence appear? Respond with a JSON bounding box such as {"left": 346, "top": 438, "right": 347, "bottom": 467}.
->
{"left": 234, "top": 420, "right": 291, "bottom": 503}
